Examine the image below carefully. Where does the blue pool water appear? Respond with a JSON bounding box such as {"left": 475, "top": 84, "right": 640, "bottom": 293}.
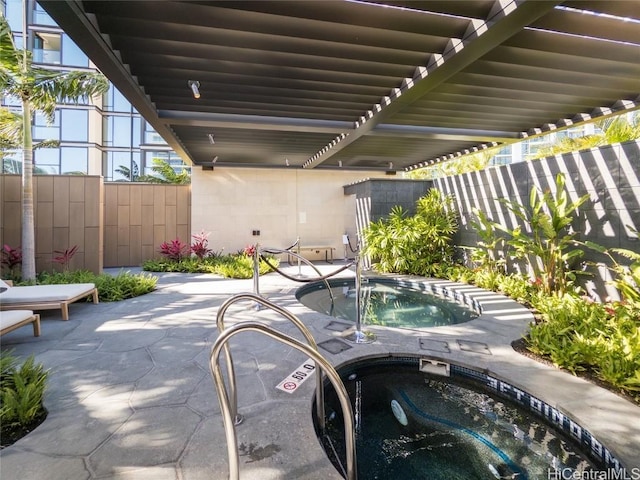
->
{"left": 316, "top": 359, "right": 601, "bottom": 480}
{"left": 296, "top": 277, "right": 478, "bottom": 328}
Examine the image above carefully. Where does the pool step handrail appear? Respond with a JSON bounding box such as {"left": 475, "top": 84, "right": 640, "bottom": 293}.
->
{"left": 255, "top": 242, "right": 356, "bottom": 302}
{"left": 215, "top": 293, "right": 326, "bottom": 429}
{"left": 210, "top": 320, "right": 358, "bottom": 480}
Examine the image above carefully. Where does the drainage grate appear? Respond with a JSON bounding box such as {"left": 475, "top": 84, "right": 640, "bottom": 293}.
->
{"left": 418, "top": 338, "right": 450, "bottom": 353}
{"left": 457, "top": 340, "right": 492, "bottom": 355}
{"left": 325, "top": 321, "right": 352, "bottom": 332}
{"left": 318, "top": 339, "right": 352, "bottom": 354}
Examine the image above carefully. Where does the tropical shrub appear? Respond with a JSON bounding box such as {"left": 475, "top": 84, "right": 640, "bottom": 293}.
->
{"left": 190, "top": 231, "right": 213, "bottom": 260}
{"left": 527, "top": 292, "right": 640, "bottom": 396}
{"left": 440, "top": 220, "right": 639, "bottom": 400}
{"left": 1, "top": 244, "right": 22, "bottom": 281}
{"left": 142, "top": 253, "right": 277, "bottom": 279}
{"left": 496, "top": 173, "right": 589, "bottom": 295}
{"left": 583, "top": 232, "right": 640, "bottom": 307}
{"left": 51, "top": 245, "right": 78, "bottom": 271}
{"left": 1, "top": 351, "right": 48, "bottom": 446}
{"left": 531, "top": 115, "right": 640, "bottom": 160}
{"left": 362, "top": 189, "right": 458, "bottom": 276}
{"left": 159, "top": 238, "right": 191, "bottom": 261}
{"left": 22, "top": 270, "right": 157, "bottom": 302}
{"left": 138, "top": 158, "right": 190, "bottom": 184}
{"left": 465, "top": 209, "right": 505, "bottom": 274}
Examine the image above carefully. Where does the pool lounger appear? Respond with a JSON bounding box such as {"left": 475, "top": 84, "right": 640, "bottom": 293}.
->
{"left": 0, "top": 310, "right": 41, "bottom": 337}
{"left": 0, "top": 280, "right": 98, "bottom": 321}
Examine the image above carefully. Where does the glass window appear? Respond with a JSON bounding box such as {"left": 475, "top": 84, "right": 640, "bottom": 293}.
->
{"left": 33, "top": 2, "right": 56, "bottom": 26}
{"left": 143, "top": 150, "right": 189, "bottom": 176}
{"left": 33, "top": 111, "right": 60, "bottom": 141}
{"left": 5, "top": 0, "right": 23, "bottom": 32}
{"left": 61, "top": 34, "right": 89, "bottom": 67}
{"left": 491, "top": 145, "right": 512, "bottom": 166}
{"left": 104, "top": 151, "right": 136, "bottom": 181}
{"left": 132, "top": 116, "right": 141, "bottom": 147}
{"left": 12, "top": 32, "right": 24, "bottom": 49}
{"left": 61, "top": 109, "right": 88, "bottom": 141}
{"left": 103, "top": 116, "right": 132, "bottom": 147}
{"left": 1, "top": 150, "right": 22, "bottom": 174}
{"left": 523, "top": 136, "right": 549, "bottom": 160}
{"left": 2, "top": 93, "right": 22, "bottom": 107}
{"left": 34, "top": 148, "right": 59, "bottom": 174}
{"left": 143, "top": 121, "right": 167, "bottom": 144}
{"left": 60, "top": 147, "right": 88, "bottom": 174}
{"left": 33, "top": 31, "right": 61, "bottom": 64}
{"left": 103, "top": 84, "right": 131, "bottom": 113}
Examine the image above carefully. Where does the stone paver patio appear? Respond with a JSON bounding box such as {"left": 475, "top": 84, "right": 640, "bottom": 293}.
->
{"left": 1, "top": 263, "right": 639, "bottom": 479}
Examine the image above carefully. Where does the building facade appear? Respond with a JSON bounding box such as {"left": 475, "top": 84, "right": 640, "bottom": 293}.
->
{"left": 1, "top": 0, "right": 187, "bottom": 180}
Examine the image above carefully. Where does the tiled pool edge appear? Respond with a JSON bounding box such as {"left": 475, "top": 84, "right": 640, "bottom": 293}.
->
{"left": 290, "top": 274, "right": 640, "bottom": 472}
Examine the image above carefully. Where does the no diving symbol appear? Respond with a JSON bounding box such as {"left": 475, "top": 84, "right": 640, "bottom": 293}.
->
{"left": 276, "top": 358, "right": 315, "bottom": 394}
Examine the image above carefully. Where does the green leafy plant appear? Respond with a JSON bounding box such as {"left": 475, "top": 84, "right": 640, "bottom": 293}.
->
{"left": 407, "top": 151, "right": 493, "bottom": 180}
{"left": 24, "top": 270, "right": 157, "bottom": 302}
{"left": 465, "top": 209, "right": 505, "bottom": 274}
{"left": 138, "top": 158, "right": 190, "bottom": 184}
{"left": 582, "top": 230, "right": 640, "bottom": 306}
{"left": 362, "top": 189, "right": 458, "bottom": 276}
{"left": 142, "top": 253, "right": 276, "bottom": 279}
{"left": 531, "top": 115, "right": 640, "bottom": 160}
{"left": 115, "top": 161, "right": 140, "bottom": 182}
{"left": 1, "top": 351, "right": 48, "bottom": 446}
{"left": 496, "top": 173, "right": 589, "bottom": 295}
{"left": 526, "top": 293, "right": 640, "bottom": 396}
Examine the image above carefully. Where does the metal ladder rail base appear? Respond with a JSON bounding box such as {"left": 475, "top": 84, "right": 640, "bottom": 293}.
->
{"left": 210, "top": 321, "right": 357, "bottom": 480}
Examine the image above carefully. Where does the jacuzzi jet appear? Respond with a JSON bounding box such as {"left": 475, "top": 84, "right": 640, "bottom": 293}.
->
{"left": 348, "top": 373, "right": 357, "bottom": 381}
{"left": 390, "top": 399, "right": 408, "bottom": 426}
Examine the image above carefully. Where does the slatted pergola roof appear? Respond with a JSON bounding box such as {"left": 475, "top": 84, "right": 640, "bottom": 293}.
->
{"left": 40, "top": 0, "right": 640, "bottom": 172}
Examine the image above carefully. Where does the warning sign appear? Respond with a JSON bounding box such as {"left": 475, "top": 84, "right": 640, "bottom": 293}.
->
{"left": 276, "top": 359, "right": 316, "bottom": 394}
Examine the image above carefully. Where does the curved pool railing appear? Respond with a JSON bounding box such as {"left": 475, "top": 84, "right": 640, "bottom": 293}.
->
{"left": 215, "top": 293, "right": 327, "bottom": 429}
{"left": 210, "top": 320, "right": 358, "bottom": 480}
{"left": 254, "top": 243, "right": 356, "bottom": 303}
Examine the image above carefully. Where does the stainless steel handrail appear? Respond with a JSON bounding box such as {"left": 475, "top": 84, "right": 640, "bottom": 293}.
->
{"left": 210, "top": 321, "right": 357, "bottom": 480}
{"left": 258, "top": 246, "right": 353, "bottom": 302}
{"left": 215, "top": 293, "right": 325, "bottom": 430}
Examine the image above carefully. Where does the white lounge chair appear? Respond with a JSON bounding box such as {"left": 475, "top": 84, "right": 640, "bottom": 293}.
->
{"left": 0, "top": 310, "right": 41, "bottom": 337}
{"left": 0, "top": 279, "right": 98, "bottom": 321}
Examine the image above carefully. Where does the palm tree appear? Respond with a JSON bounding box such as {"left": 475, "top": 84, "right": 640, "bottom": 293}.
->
{"left": 1, "top": 16, "right": 108, "bottom": 280}
{"left": 115, "top": 161, "right": 140, "bottom": 182}
{"left": 139, "top": 158, "right": 191, "bottom": 184}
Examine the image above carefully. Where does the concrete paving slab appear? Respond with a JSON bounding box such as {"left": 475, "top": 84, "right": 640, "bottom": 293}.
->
{"left": 1, "top": 266, "right": 639, "bottom": 480}
{"left": 88, "top": 405, "right": 201, "bottom": 477}
{"left": 129, "top": 362, "right": 207, "bottom": 409}
{"left": 0, "top": 450, "right": 89, "bottom": 480}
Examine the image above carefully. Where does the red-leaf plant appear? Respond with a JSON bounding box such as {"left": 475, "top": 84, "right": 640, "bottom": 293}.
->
{"left": 1, "top": 244, "right": 23, "bottom": 271}
{"left": 52, "top": 245, "right": 78, "bottom": 271}
{"left": 191, "top": 231, "right": 212, "bottom": 260}
{"left": 159, "top": 238, "right": 191, "bottom": 261}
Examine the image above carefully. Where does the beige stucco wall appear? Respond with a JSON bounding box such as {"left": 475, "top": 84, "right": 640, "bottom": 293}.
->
{"left": 191, "top": 167, "right": 386, "bottom": 259}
